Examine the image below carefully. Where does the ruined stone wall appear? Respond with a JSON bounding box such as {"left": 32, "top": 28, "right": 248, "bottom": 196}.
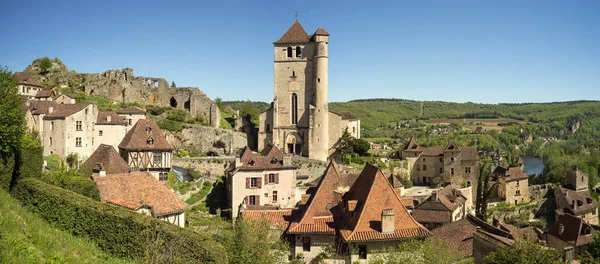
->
{"left": 164, "top": 124, "right": 247, "bottom": 154}
{"left": 172, "top": 157, "right": 233, "bottom": 178}
{"left": 81, "top": 68, "right": 220, "bottom": 127}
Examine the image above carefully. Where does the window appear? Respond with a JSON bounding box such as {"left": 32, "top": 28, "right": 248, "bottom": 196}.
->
{"left": 292, "top": 71, "right": 296, "bottom": 77}
{"left": 439, "top": 158, "right": 442, "bottom": 162}
{"left": 422, "top": 158, "right": 426, "bottom": 162}
{"left": 250, "top": 178, "right": 258, "bottom": 188}
{"left": 92, "top": 137, "right": 94, "bottom": 146}
{"left": 287, "top": 47, "right": 293, "bottom": 58}
{"left": 268, "top": 173, "right": 276, "bottom": 183}
{"left": 76, "top": 121, "right": 82, "bottom": 131}
{"left": 153, "top": 152, "right": 162, "bottom": 165}
{"left": 358, "top": 245, "right": 367, "bottom": 259}
{"left": 422, "top": 164, "right": 427, "bottom": 171}
{"left": 147, "top": 137, "right": 154, "bottom": 146}
{"left": 302, "top": 237, "right": 311, "bottom": 252}
{"left": 248, "top": 195, "right": 257, "bottom": 205}
{"left": 450, "top": 157, "right": 455, "bottom": 162}
{"left": 50, "top": 121, "right": 54, "bottom": 131}
{"left": 159, "top": 172, "right": 168, "bottom": 181}
{"left": 266, "top": 124, "right": 271, "bottom": 132}
{"left": 128, "top": 119, "right": 132, "bottom": 125}
{"left": 465, "top": 167, "right": 471, "bottom": 174}
{"left": 272, "top": 191, "right": 278, "bottom": 203}
{"left": 146, "top": 126, "right": 152, "bottom": 134}
{"left": 75, "top": 137, "right": 82, "bottom": 147}
{"left": 450, "top": 168, "right": 454, "bottom": 175}
{"left": 516, "top": 180, "right": 520, "bottom": 187}
{"left": 353, "top": 127, "right": 356, "bottom": 133}
{"left": 291, "top": 93, "right": 298, "bottom": 125}
{"left": 99, "top": 130, "right": 103, "bottom": 136}
{"left": 594, "top": 210, "right": 597, "bottom": 216}
{"left": 296, "top": 46, "right": 302, "bottom": 57}
{"left": 49, "top": 137, "right": 53, "bottom": 146}
{"left": 516, "top": 190, "right": 521, "bottom": 196}
{"left": 439, "top": 168, "right": 443, "bottom": 173}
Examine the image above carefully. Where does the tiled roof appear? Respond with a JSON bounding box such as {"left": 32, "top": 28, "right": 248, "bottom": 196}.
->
{"left": 97, "top": 111, "right": 128, "bottom": 125}
{"left": 93, "top": 172, "right": 187, "bottom": 217}
{"left": 399, "top": 197, "right": 414, "bottom": 208}
{"left": 118, "top": 119, "right": 173, "bottom": 151}
{"left": 79, "top": 144, "right": 130, "bottom": 177}
{"left": 313, "top": 27, "right": 330, "bottom": 36}
{"left": 117, "top": 106, "right": 146, "bottom": 115}
{"left": 413, "top": 185, "right": 466, "bottom": 224}
{"left": 422, "top": 146, "right": 445, "bottom": 156}
{"left": 14, "top": 72, "right": 42, "bottom": 87}
{"left": 29, "top": 100, "right": 57, "bottom": 115}
{"left": 44, "top": 103, "right": 91, "bottom": 120}
{"left": 556, "top": 186, "right": 598, "bottom": 215}
{"left": 412, "top": 210, "right": 451, "bottom": 224}
{"left": 331, "top": 111, "right": 358, "bottom": 120}
{"left": 546, "top": 214, "right": 595, "bottom": 247}
{"left": 235, "top": 145, "right": 296, "bottom": 171}
{"left": 403, "top": 137, "right": 423, "bottom": 152}
{"left": 337, "top": 164, "right": 431, "bottom": 242}
{"left": 417, "top": 143, "right": 478, "bottom": 161}
{"left": 388, "top": 174, "right": 404, "bottom": 189}
{"left": 242, "top": 209, "right": 293, "bottom": 232}
{"left": 35, "top": 89, "right": 55, "bottom": 98}
{"left": 273, "top": 20, "right": 310, "bottom": 44}
{"left": 504, "top": 167, "right": 528, "bottom": 182}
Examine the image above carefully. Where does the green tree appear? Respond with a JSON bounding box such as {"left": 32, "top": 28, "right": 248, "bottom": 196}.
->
{"left": 171, "top": 81, "right": 176, "bottom": 88}
{"left": 39, "top": 57, "right": 53, "bottom": 73}
{"left": 368, "top": 239, "right": 460, "bottom": 264}
{"left": 476, "top": 162, "right": 496, "bottom": 221}
{"left": 221, "top": 218, "right": 288, "bottom": 264}
{"left": 0, "top": 66, "right": 24, "bottom": 191}
{"left": 585, "top": 232, "right": 600, "bottom": 261}
{"left": 351, "top": 138, "right": 370, "bottom": 156}
{"left": 215, "top": 97, "right": 223, "bottom": 109}
{"left": 484, "top": 239, "right": 562, "bottom": 264}
{"left": 336, "top": 129, "right": 354, "bottom": 164}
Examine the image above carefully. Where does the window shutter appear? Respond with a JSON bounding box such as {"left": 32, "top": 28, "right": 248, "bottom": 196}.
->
{"left": 246, "top": 177, "right": 250, "bottom": 189}
{"left": 246, "top": 195, "right": 249, "bottom": 204}
{"left": 256, "top": 195, "right": 260, "bottom": 205}
{"left": 276, "top": 173, "right": 279, "bottom": 184}
{"left": 257, "top": 177, "right": 262, "bottom": 188}
{"left": 265, "top": 174, "right": 268, "bottom": 183}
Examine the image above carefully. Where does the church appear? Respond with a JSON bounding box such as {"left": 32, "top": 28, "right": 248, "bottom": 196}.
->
{"left": 258, "top": 20, "right": 360, "bottom": 161}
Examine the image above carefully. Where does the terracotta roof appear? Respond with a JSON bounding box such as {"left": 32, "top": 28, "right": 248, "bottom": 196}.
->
{"left": 337, "top": 164, "right": 431, "bottom": 242}
{"left": 388, "top": 174, "right": 404, "bottom": 189}
{"left": 313, "top": 27, "right": 330, "bottom": 36}
{"left": 118, "top": 119, "right": 173, "bottom": 151}
{"left": 556, "top": 186, "right": 598, "bottom": 215}
{"left": 332, "top": 111, "right": 358, "bottom": 120}
{"left": 497, "top": 223, "right": 538, "bottom": 241}
{"left": 399, "top": 197, "right": 415, "bottom": 208}
{"left": 93, "top": 172, "right": 187, "bottom": 217}
{"left": 403, "top": 137, "right": 423, "bottom": 152}
{"left": 96, "top": 111, "right": 128, "bottom": 125}
{"left": 117, "top": 106, "right": 146, "bottom": 115}
{"left": 504, "top": 167, "right": 528, "bottom": 182}
{"left": 79, "top": 144, "right": 130, "bottom": 177}
{"left": 413, "top": 186, "right": 466, "bottom": 224}
{"left": 242, "top": 209, "right": 293, "bottom": 232}
{"left": 44, "top": 103, "right": 91, "bottom": 120}
{"left": 235, "top": 145, "right": 296, "bottom": 171}
{"left": 546, "top": 214, "right": 595, "bottom": 247}
{"left": 273, "top": 20, "right": 310, "bottom": 44}
{"left": 14, "top": 72, "right": 42, "bottom": 87}
{"left": 29, "top": 100, "right": 57, "bottom": 115}
{"left": 35, "top": 89, "right": 55, "bottom": 98}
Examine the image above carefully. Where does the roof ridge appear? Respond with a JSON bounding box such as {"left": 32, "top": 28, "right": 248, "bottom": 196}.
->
{"left": 346, "top": 164, "right": 379, "bottom": 240}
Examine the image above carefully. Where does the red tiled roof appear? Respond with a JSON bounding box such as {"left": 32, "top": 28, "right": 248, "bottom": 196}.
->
{"left": 273, "top": 20, "right": 310, "bottom": 44}
{"left": 399, "top": 197, "right": 414, "bottom": 208}
{"left": 235, "top": 145, "right": 296, "bottom": 171}
{"left": 79, "top": 144, "right": 130, "bottom": 177}
{"left": 117, "top": 106, "right": 146, "bottom": 115}
{"left": 337, "top": 164, "right": 431, "bottom": 242}
{"left": 313, "top": 27, "right": 329, "bottom": 36}
{"left": 14, "top": 72, "right": 42, "bottom": 87}
{"left": 35, "top": 89, "right": 55, "bottom": 98}
{"left": 93, "top": 172, "right": 187, "bottom": 217}
{"left": 118, "top": 119, "right": 173, "bottom": 151}
{"left": 44, "top": 103, "right": 91, "bottom": 120}
{"left": 97, "top": 111, "right": 128, "bottom": 125}
{"left": 403, "top": 137, "right": 423, "bottom": 152}
{"left": 242, "top": 209, "right": 293, "bottom": 232}
{"left": 546, "top": 214, "right": 595, "bottom": 247}
{"left": 29, "top": 100, "right": 57, "bottom": 115}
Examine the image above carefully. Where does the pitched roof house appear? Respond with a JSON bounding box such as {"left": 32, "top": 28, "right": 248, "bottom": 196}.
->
{"left": 555, "top": 169, "right": 598, "bottom": 225}
{"left": 93, "top": 171, "right": 187, "bottom": 227}
{"left": 95, "top": 111, "right": 128, "bottom": 151}
{"left": 15, "top": 72, "right": 43, "bottom": 99}
{"left": 42, "top": 103, "right": 98, "bottom": 160}
{"left": 412, "top": 185, "right": 467, "bottom": 230}
{"left": 495, "top": 166, "right": 531, "bottom": 205}
{"left": 116, "top": 106, "right": 147, "bottom": 128}
{"left": 546, "top": 214, "right": 596, "bottom": 258}
{"left": 79, "top": 144, "right": 130, "bottom": 178}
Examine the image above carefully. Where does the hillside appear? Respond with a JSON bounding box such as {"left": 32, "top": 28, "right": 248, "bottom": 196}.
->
{"left": 0, "top": 189, "right": 131, "bottom": 263}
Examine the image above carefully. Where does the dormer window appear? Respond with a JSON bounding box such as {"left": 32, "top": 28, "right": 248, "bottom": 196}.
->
{"left": 271, "top": 157, "right": 278, "bottom": 164}
{"left": 146, "top": 126, "right": 152, "bottom": 134}
{"left": 249, "top": 159, "right": 255, "bottom": 166}
{"left": 587, "top": 198, "right": 593, "bottom": 204}
{"left": 147, "top": 137, "right": 154, "bottom": 146}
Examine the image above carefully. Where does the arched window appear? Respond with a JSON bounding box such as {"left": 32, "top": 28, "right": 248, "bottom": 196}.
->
{"left": 292, "top": 71, "right": 295, "bottom": 77}
{"left": 291, "top": 93, "right": 298, "bottom": 125}
{"left": 287, "top": 47, "right": 292, "bottom": 58}
{"left": 296, "top": 46, "right": 302, "bottom": 58}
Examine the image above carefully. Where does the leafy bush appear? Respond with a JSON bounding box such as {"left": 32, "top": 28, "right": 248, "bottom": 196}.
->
{"left": 146, "top": 105, "right": 165, "bottom": 116}
{"left": 0, "top": 131, "right": 43, "bottom": 191}
{"left": 41, "top": 163, "right": 100, "bottom": 200}
{"left": 12, "top": 178, "right": 227, "bottom": 262}
{"left": 401, "top": 178, "right": 413, "bottom": 188}
{"left": 45, "top": 154, "right": 61, "bottom": 170}
{"left": 186, "top": 181, "right": 213, "bottom": 205}
{"left": 166, "top": 109, "right": 188, "bottom": 122}
{"left": 157, "top": 119, "right": 184, "bottom": 132}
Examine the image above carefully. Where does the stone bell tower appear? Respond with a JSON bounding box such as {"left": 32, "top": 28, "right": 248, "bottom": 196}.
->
{"left": 310, "top": 28, "right": 330, "bottom": 161}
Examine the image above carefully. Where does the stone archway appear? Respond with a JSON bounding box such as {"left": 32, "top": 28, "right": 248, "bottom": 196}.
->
{"left": 170, "top": 97, "right": 177, "bottom": 108}
{"left": 285, "top": 133, "right": 302, "bottom": 155}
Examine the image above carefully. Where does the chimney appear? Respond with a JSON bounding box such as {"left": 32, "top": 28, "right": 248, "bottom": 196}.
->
{"left": 382, "top": 209, "right": 395, "bottom": 234}
{"left": 235, "top": 157, "right": 242, "bottom": 168}
{"left": 106, "top": 115, "right": 111, "bottom": 122}
{"left": 564, "top": 246, "right": 574, "bottom": 263}
{"left": 48, "top": 106, "right": 54, "bottom": 113}
{"left": 431, "top": 190, "right": 438, "bottom": 201}
{"left": 283, "top": 156, "right": 292, "bottom": 166}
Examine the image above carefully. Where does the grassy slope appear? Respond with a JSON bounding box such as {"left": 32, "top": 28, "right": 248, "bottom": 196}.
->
{"left": 0, "top": 189, "right": 132, "bottom": 264}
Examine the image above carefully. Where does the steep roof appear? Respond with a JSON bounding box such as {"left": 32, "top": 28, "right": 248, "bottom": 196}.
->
{"left": 96, "top": 111, "right": 128, "bottom": 125}
{"left": 504, "top": 167, "right": 529, "bottom": 182}
{"left": 93, "top": 172, "right": 187, "bottom": 217}
{"left": 546, "top": 214, "right": 595, "bottom": 247}
{"left": 117, "top": 106, "right": 146, "bottom": 115}
{"left": 273, "top": 20, "right": 310, "bottom": 44}
{"left": 118, "top": 119, "right": 173, "bottom": 151}
{"left": 443, "top": 141, "right": 460, "bottom": 152}
{"left": 29, "top": 100, "right": 57, "bottom": 115}
{"left": 403, "top": 137, "right": 423, "bottom": 152}
{"left": 556, "top": 186, "right": 598, "bottom": 215}
{"left": 14, "top": 72, "right": 42, "bottom": 87}
{"left": 337, "top": 164, "right": 431, "bottom": 242}
{"left": 79, "top": 144, "right": 130, "bottom": 177}
{"left": 331, "top": 111, "right": 358, "bottom": 120}
{"left": 313, "top": 27, "right": 330, "bottom": 36}
{"left": 413, "top": 185, "right": 466, "bottom": 224}
{"left": 235, "top": 145, "right": 296, "bottom": 171}
{"left": 35, "top": 89, "right": 55, "bottom": 98}
{"left": 43, "top": 102, "right": 91, "bottom": 120}
{"left": 241, "top": 209, "right": 293, "bottom": 233}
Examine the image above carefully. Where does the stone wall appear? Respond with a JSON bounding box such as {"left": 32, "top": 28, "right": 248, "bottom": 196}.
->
{"left": 529, "top": 184, "right": 553, "bottom": 202}
{"left": 164, "top": 124, "right": 248, "bottom": 154}
{"left": 172, "top": 157, "right": 233, "bottom": 179}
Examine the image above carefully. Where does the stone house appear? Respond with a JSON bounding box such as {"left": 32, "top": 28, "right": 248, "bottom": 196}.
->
{"left": 15, "top": 72, "right": 43, "bottom": 100}
{"left": 42, "top": 102, "right": 98, "bottom": 161}
{"left": 226, "top": 145, "right": 297, "bottom": 219}
{"left": 54, "top": 93, "right": 77, "bottom": 104}
{"left": 79, "top": 144, "right": 130, "bottom": 178}
{"left": 20, "top": 96, "right": 36, "bottom": 132}
{"left": 93, "top": 171, "right": 187, "bottom": 227}
{"left": 258, "top": 20, "right": 360, "bottom": 161}
{"left": 243, "top": 162, "right": 431, "bottom": 263}
{"left": 495, "top": 166, "right": 530, "bottom": 205}
{"left": 555, "top": 168, "right": 598, "bottom": 225}
{"left": 546, "top": 214, "right": 595, "bottom": 259}
{"left": 412, "top": 185, "right": 467, "bottom": 230}
{"left": 116, "top": 106, "right": 147, "bottom": 129}
{"left": 95, "top": 112, "right": 128, "bottom": 151}
{"left": 118, "top": 119, "right": 173, "bottom": 181}
{"left": 29, "top": 100, "right": 57, "bottom": 133}
{"left": 34, "top": 89, "right": 56, "bottom": 101}
{"left": 395, "top": 137, "right": 479, "bottom": 188}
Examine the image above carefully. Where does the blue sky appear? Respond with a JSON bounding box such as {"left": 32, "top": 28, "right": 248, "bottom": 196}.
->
{"left": 1, "top": 0, "right": 598, "bottom": 103}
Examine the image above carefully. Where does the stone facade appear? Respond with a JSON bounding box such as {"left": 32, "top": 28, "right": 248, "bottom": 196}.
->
{"left": 495, "top": 166, "right": 531, "bottom": 205}
{"left": 258, "top": 21, "right": 360, "bottom": 161}
{"left": 43, "top": 103, "right": 98, "bottom": 161}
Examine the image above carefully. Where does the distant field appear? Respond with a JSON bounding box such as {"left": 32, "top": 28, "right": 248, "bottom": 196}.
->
{"left": 421, "top": 118, "right": 531, "bottom": 125}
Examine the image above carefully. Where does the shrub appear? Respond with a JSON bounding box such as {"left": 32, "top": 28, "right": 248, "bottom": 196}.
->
{"left": 146, "top": 105, "right": 165, "bottom": 116}
{"left": 166, "top": 109, "right": 188, "bottom": 122}
{"left": 157, "top": 119, "right": 184, "bottom": 132}
{"left": 401, "top": 178, "right": 413, "bottom": 188}
{"left": 12, "top": 178, "right": 227, "bottom": 262}
{"left": 45, "top": 154, "right": 61, "bottom": 170}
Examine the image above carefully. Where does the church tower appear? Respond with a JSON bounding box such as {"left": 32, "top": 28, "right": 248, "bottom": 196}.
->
{"left": 311, "top": 28, "right": 330, "bottom": 161}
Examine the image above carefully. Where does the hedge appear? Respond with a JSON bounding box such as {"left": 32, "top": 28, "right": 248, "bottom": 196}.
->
{"left": 13, "top": 178, "right": 228, "bottom": 263}
{"left": 0, "top": 136, "right": 43, "bottom": 191}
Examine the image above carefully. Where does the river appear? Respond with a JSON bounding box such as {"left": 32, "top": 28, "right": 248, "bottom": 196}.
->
{"left": 521, "top": 155, "right": 544, "bottom": 176}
